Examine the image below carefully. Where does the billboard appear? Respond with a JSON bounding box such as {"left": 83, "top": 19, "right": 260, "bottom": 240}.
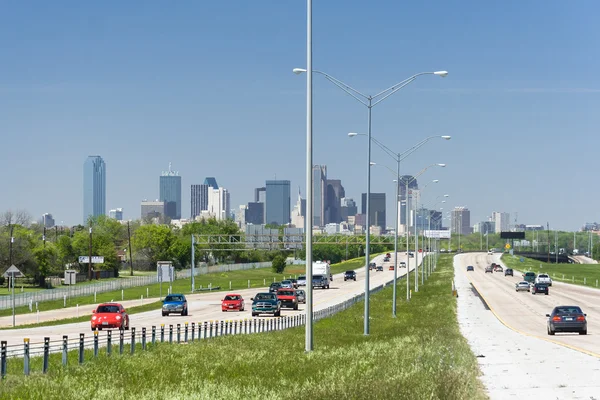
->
{"left": 500, "top": 231, "right": 525, "bottom": 239}
{"left": 157, "top": 261, "right": 175, "bottom": 283}
{"left": 424, "top": 230, "right": 451, "bottom": 239}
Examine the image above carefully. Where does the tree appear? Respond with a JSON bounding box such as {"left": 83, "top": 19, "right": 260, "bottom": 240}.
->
{"left": 32, "top": 245, "right": 57, "bottom": 287}
{"left": 271, "top": 254, "right": 287, "bottom": 274}
{"left": 132, "top": 224, "right": 176, "bottom": 267}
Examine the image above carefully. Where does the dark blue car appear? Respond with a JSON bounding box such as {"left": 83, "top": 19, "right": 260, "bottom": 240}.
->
{"left": 162, "top": 294, "right": 188, "bottom": 316}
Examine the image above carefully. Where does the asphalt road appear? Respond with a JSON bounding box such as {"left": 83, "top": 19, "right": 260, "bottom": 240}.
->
{"left": 457, "top": 252, "right": 600, "bottom": 357}
{"left": 0, "top": 252, "right": 424, "bottom": 351}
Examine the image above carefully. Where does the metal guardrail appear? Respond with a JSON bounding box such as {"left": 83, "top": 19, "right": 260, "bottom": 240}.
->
{"left": 0, "top": 272, "right": 401, "bottom": 377}
{"left": 0, "top": 262, "right": 270, "bottom": 311}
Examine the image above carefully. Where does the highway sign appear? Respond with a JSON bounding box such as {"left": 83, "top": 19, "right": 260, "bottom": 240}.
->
{"left": 504, "top": 243, "right": 511, "bottom": 250}
{"left": 78, "top": 256, "right": 105, "bottom": 264}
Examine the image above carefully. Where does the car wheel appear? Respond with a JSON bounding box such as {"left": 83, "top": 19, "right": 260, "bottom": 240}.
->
{"left": 294, "top": 305, "right": 298, "bottom": 310}
{"left": 548, "top": 327, "right": 555, "bottom": 335}
{"left": 125, "top": 319, "right": 130, "bottom": 330}
{"left": 240, "top": 307, "right": 245, "bottom": 312}
{"left": 580, "top": 329, "right": 588, "bottom": 335}
{"left": 222, "top": 309, "right": 226, "bottom": 312}
{"left": 326, "top": 285, "right": 330, "bottom": 289}
{"left": 162, "top": 312, "right": 167, "bottom": 317}
{"left": 275, "top": 310, "right": 281, "bottom": 317}
{"left": 252, "top": 312, "right": 257, "bottom": 317}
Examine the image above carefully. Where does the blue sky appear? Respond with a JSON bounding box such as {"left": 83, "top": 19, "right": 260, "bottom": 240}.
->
{"left": 1, "top": 1, "right": 598, "bottom": 230}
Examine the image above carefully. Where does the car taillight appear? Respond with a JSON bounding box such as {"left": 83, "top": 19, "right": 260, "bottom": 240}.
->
{"left": 577, "top": 315, "right": 586, "bottom": 322}
{"left": 552, "top": 316, "right": 561, "bottom": 322}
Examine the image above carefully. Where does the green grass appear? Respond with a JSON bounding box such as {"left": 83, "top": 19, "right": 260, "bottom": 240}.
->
{"left": 0, "top": 301, "right": 163, "bottom": 330}
{"left": 0, "top": 255, "right": 378, "bottom": 318}
{"left": 502, "top": 254, "right": 600, "bottom": 288}
{"left": 0, "top": 255, "right": 486, "bottom": 400}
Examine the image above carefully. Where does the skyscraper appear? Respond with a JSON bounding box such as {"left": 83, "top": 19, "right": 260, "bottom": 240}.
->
{"left": 83, "top": 156, "right": 106, "bottom": 224}
{"left": 207, "top": 187, "right": 230, "bottom": 220}
{"left": 340, "top": 197, "right": 357, "bottom": 222}
{"left": 265, "top": 180, "right": 291, "bottom": 226}
{"left": 291, "top": 187, "right": 306, "bottom": 229}
{"left": 41, "top": 213, "right": 55, "bottom": 228}
{"left": 191, "top": 177, "right": 219, "bottom": 219}
{"left": 492, "top": 211, "right": 510, "bottom": 233}
{"left": 109, "top": 208, "right": 123, "bottom": 221}
{"left": 312, "top": 165, "right": 327, "bottom": 227}
{"left": 451, "top": 207, "right": 471, "bottom": 235}
{"left": 361, "top": 193, "right": 386, "bottom": 231}
{"left": 159, "top": 163, "right": 182, "bottom": 220}
{"left": 325, "top": 179, "right": 345, "bottom": 224}
{"left": 245, "top": 202, "right": 264, "bottom": 225}
{"left": 399, "top": 175, "right": 418, "bottom": 226}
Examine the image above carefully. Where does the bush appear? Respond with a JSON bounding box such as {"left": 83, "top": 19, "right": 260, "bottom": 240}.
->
{"left": 271, "top": 255, "right": 287, "bottom": 274}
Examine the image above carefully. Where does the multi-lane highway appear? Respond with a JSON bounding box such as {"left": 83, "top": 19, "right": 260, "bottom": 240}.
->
{"left": 0, "top": 252, "right": 424, "bottom": 349}
{"left": 457, "top": 252, "right": 600, "bottom": 356}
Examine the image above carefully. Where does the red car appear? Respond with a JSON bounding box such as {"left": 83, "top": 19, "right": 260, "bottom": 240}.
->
{"left": 277, "top": 288, "right": 298, "bottom": 310}
{"left": 91, "top": 303, "right": 129, "bottom": 331}
{"left": 221, "top": 294, "right": 245, "bottom": 312}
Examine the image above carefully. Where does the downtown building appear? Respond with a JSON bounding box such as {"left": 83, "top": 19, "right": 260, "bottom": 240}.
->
{"left": 41, "top": 213, "right": 55, "bottom": 228}
{"left": 191, "top": 177, "right": 219, "bottom": 219}
{"left": 141, "top": 200, "right": 165, "bottom": 220}
{"left": 451, "top": 207, "right": 471, "bottom": 235}
{"left": 265, "top": 180, "right": 291, "bottom": 226}
{"left": 361, "top": 193, "right": 386, "bottom": 232}
{"left": 83, "top": 155, "right": 106, "bottom": 224}
{"left": 492, "top": 211, "right": 510, "bottom": 233}
{"left": 206, "top": 187, "right": 230, "bottom": 221}
{"left": 159, "top": 163, "right": 182, "bottom": 220}
{"left": 109, "top": 208, "right": 123, "bottom": 221}
{"left": 290, "top": 188, "right": 306, "bottom": 230}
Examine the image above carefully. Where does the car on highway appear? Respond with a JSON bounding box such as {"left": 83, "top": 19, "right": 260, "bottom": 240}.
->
{"left": 531, "top": 283, "right": 549, "bottom": 295}
{"left": 466, "top": 265, "right": 474, "bottom": 272}
{"left": 400, "top": 261, "right": 406, "bottom": 268}
{"left": 162, "top": 294, "right": 188, "bottom": 316}
{"left": 91, "top": 303, "right": 130, "bottom": 331}
{"left": 487, "top": 250, "right": 494, "bottom": 255}
{"left": 383, "top": 256, "right": 390, "bottom": 262}
{"left": 546, "top": 306, "right": 587, "bottom": 335}
{"left": 368, "top": 262, "right": 376, "bottom": 271}
{"left": 389, "top": 264, "right": 395, "bottom": 271}
{"left": 376, "top": 265, "right": 384, "bottom": 272}
{"left": 312, "top": 274, "right": 330, "bottom": 289}
{"left": 504, "top": 268, "right": 513, "bottom": 276}
{"left": 289, "top": 278, "right": 298, "bottom": 288}
{"left": 523, "top": 271, "right": 536, "bottom": 283}
{"left": 276, "top": 288, "right": 299, "bottom": 310}
{"left": 269, "top": 282, "right": 282, "bottom": 293}
{"left": 485, "top": 266, "right": 494, "bottom": 273}
{"left": 280, "top": 280, "right": 294, "bottom": 289}
{"left": 221, "top": 294, "right": 245, "bottom": 312}
{"left": 295, "top": 289, "right": 306, "bottom": 304}
{"left": 493, "top": 265, "right": 503, "bottom": 273}
{"left": 408, "top": 252, "right": 414, "bottom": 258}
{"left": 297, "top": 276, "right": 306, "bottom": 286}
{"left": 515, "top": 281, "right": 530, "bottom": 292}
{"left": 251, "top": 292, "right": 281, "bottom": 317}
{"left": 535, "top": 273, "right": 552, "bottom": 286}
{"left": 344, "top": 270, "right": 357, "bottom": 281}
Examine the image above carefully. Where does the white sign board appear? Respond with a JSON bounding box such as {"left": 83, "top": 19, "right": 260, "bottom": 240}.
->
{"left": 64, "top": 270, "right": 78, "bottom": 285}
{"left": 157, "top": 261, "right": 174, "bottom": 283}
{"left": 424, "top": 230, "right": 452, "bottom": 239}
{"left": 78, "top": 256, "right": 105, "bottom": 264}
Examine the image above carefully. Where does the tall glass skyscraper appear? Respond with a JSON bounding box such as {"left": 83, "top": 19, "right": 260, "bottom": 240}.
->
{"left": 265, "top": 180, "right": 291, "bottom": 226}
{"left": 83, "top": 156, "right": 106, "bottom": 224}
{"left": 160, "top": 163, "right": 182, "bottom": 220}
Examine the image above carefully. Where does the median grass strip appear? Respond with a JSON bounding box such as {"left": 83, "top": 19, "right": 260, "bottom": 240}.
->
{"left": 0, "top": 255, "right": 486, "bottom": 400}
{"left": 0, "top": 301, "right": 163, "bottom": 330}
{"left": 0, "top": 255, "right": 380, "bottom": 318}
{"left": 502, "top": 254, "right": 600, "bottom": 288}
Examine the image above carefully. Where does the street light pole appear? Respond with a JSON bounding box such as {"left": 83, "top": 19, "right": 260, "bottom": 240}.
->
{"left": 88, "top": 226, "right": 93, "bottom": 281}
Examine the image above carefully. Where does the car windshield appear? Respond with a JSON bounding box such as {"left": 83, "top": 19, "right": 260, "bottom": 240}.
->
{"left": 97, "top": 305, "right": 120, "bottom": 313}
{"left": 296, "top": 290, "right": 305, "bottom": 295}
{"left": 298, "top": 276, "right": 306, "bottom": 280}
{"left": 270, "top": 283, "right": 281, "bottom": 287}
{"left": 345, "top": 271, "right": 354, "bottom": 274}
{"left": 282, "top": 280, "right": 291, "bottom": 284}
{"left": 224, "top": 295, "right": 240, "bottom": 301}
{"left": 255, "top": 293, "right": 276, "bottom": 301}
{"left": 279, "top": 290, "right": 295, "bottom": 296}
{"left": 525, "top": 272, "right": 535, "bottom": 276}
{"left": 518, "top": 282, "right": 529, "bottom": 285}
{"left": 165, "top": 296, "right": 183, "bottom": 302}
{"left": 313, "top": 275, "right": 323, "bottom": 279}
{"left": 556, "top": 307, "right": 582, "bottom": 314}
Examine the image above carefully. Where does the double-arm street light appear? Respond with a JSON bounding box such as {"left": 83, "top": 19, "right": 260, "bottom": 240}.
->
{"left": 293, "top": 68, "right": 448, "bottom": 335}
{"left": 348, "top": 134, "right": 450, "bottom": 317}
{"left": 413, "top": 179, "right": 440, "bottom": 288}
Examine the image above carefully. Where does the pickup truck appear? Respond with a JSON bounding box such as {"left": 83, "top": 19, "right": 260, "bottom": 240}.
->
{"left": 535, "top": 273, "right": 552, "bottom": 286}
{"left": 276, "top": 288, "right": 299, "bottom": 310}
{"left": 523, "top": 271, "right": 536, "bottom": 283}
{"left": 251, "top": 293, "right": 281, "bottom": 317}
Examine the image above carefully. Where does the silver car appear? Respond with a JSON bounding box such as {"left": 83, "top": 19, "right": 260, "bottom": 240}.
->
{"left": 281, "top": 280, "right": 294, "bottom": 289}
{"left": 297, "top": 276, "right": 306, "bottom": 287}
{"left": 295, "top": 289, "right": 306, "bottom": 304}
{"left": 515, "top": 281, "right": 530, "bottom": 292}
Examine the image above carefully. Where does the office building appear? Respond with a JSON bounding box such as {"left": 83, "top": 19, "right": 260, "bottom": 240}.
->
{"left": 340, "top": 198, "right": 357, "bottom": 222}
{"left": 399, "top": 175, "right": 418, "bottom": 226}
{"left": 325, "top": 179, "right": 345, "bottom": 224}
{"left": 451, "top": 207, "right": 471, "bottom": 235}
{"left": 245, "top": 202, "right": 264, "bottom": 225}
{"left": 492, "top": 211, "right": 510, "bottom": 233}
{"left": 312, "top": 165, "right": 327, "bottom": 227}
{"left": 41, "top": 213, "right": 55, "bottom": 228}
{"left": 141, "top": 201, "right": 165, "bottom": 220}
{"left": 191, "top": 177, "right": 219, "bottom": 219}
{"left": 361, "top": 193, "right": 386, "bottom": 231}
{"left": 265, "top": 180, "right": 291, "bottom": 226}
{"left": 291, "top": 188, "right": 306, "bottom": 229}
{"left": 159, "top": 163, "right": 182, "bottom": 220}
{"left": 207, "top": 187, "right": 230, "bottom": 221}
{"left": 83, "top": 155, "right": 106, "bottom": 224}
{"left": 429, "top": 210, "right": 443, "bottom": 230}
{"left": 109, "top": 208, "right": 123, "bottom": 221}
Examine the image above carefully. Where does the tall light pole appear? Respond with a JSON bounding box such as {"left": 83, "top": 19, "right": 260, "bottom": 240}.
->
{"left": 413, "top": 179, "right": 439, "bottom": 288}
{"left": 348, "top": 133, "right": 450, "bottom": 315}
{"left": 294, "top": 69, "right": 448, "bottom": 335}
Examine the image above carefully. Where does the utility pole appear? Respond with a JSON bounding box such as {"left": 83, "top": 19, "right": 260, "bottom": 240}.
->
{"left": 127, "top": 221, "right": 134, "bottom": 276}
{"left": 43, "top": 227, "right": 46, "bottom": 248}
{"left": 88, "top": 225, "right": 93, "bottom": 280}
{"left": 9, "top": 224, "right": 14, "bottom": 267}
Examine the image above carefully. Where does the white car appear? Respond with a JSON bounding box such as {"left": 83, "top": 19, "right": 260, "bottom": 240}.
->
{"left": 515, "top": 281, "right": 530, "bottom": 292}
{"left": 297, "top": 276, "right": 306, "bottom": 287}
{"left": 487, "top": 250, "right": 494, "bottom": 255}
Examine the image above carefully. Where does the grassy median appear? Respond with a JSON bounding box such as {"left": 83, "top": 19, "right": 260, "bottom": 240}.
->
{"left": 0, "top": 255, "right": 485, "bottom": 400}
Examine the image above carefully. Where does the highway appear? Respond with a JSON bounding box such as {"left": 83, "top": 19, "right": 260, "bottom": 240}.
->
{"left": 0, "top": 252, "right": 424, "bottom": 353}
{"left": 457, "top": 252, "right": 600, "bottom": 357}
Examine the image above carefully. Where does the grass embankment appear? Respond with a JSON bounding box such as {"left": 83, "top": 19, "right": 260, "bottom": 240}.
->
{"left": 0, "top": 255, "right": 485, "bottom": 400}
{"left": 0, "top": 255, "right": 378, "bottom": 318}
{"left": 502, "top": 254, "right": 600, "bottom": 288}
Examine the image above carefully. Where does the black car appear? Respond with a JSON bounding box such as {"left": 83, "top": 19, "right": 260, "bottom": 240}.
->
{"left": 547, "top": 305, "right": 587, "bottom": 335}
{"left": 466, "top": 265, "right": 474, "bottom": 272}
{"left": 376, "top": 265, "right": 383, "bottom": 272}
{"left": 368, "top": 262, "right": 376, "bottom": 271}
{"left": 531, "top": 283, "right": 549, "bottom": 295}
{"left": 269, "top": 282, "right": 282, "bottom": 293}
{"left": 504, "top": 268, "right": 513, "bottom": 276}
{"left": 344, "top": 270, "right": 357, "bottom": 281}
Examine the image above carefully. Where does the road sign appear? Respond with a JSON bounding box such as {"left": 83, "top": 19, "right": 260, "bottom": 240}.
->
{"left": 2, "top": 265, "right": 24, "bottom": 278}
{"left": 78, "top": 256, "right": 105, "bottom": 264}
{"left": 504, "top": 243, "right": 511, "bottom": 250}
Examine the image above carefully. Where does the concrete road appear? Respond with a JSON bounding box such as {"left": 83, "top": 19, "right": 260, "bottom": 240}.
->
{"left": 457, "top": 252, "right": 600, "bottom": 357}
{"left": 454, "top": 254, "right": 600, "bottom": 399}
{"left": 572, "top": 255, "right": 598, "bottom": 264}
{"left": 0, "top": 252, "right": 425, "bottom": 351}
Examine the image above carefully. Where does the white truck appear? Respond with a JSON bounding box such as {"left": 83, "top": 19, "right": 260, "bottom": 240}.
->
{"left": 535, "top": 273, "right": 552, "bottom": 286}
{"left": 312, "top": 261, "right": 331, "bottom": 289}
